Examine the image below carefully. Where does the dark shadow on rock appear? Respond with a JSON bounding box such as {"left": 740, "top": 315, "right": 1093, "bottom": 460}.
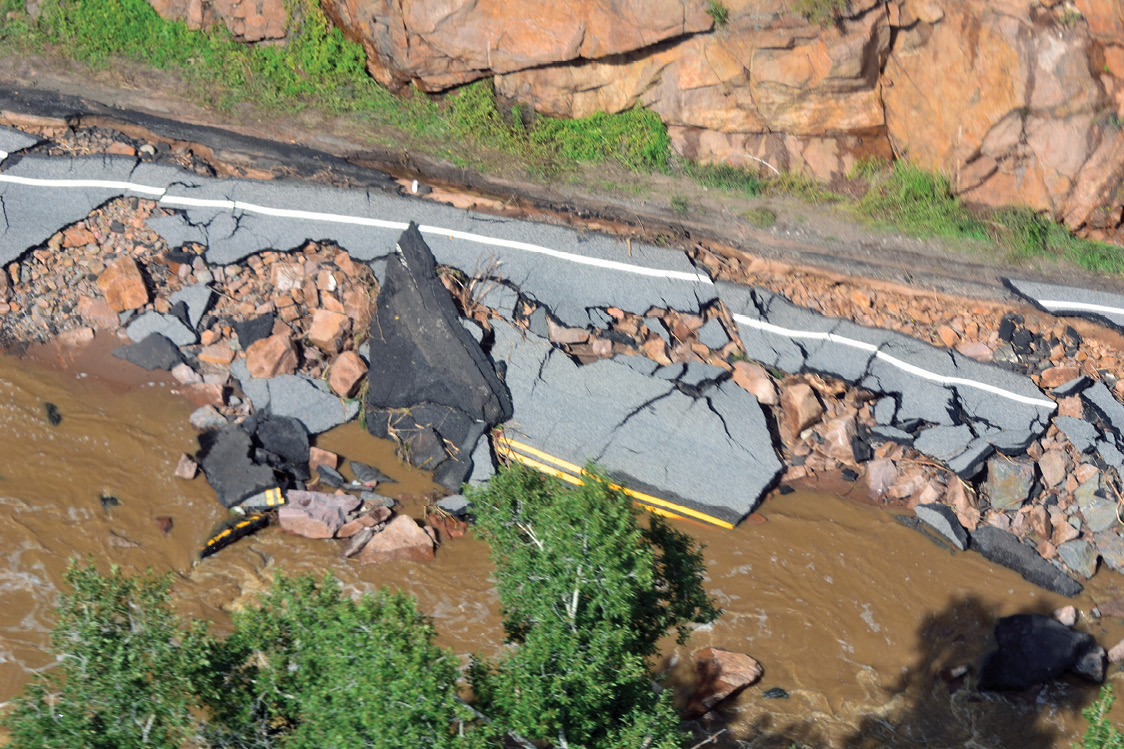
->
{"left": 675, "top": 596, "right": 1097, "bottom": 749}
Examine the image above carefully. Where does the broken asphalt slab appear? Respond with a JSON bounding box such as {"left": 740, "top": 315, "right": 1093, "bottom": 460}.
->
{"left": 970, "top": 525, "right": 1082, "bottom": 597}
{"left": 1004, "top": 278, "right": 1124, "bottom": 334}
{"left": 230, "top": 360, "right": 358, "bottom": 435}
{"left": 719, "top": 283, "right": 1055, "bottom": 469}
{"left": 490, "top": 321, "right": 783, "bottom": 526}
{"left": 0, "top": 151, "right": 715, "bottom": 329}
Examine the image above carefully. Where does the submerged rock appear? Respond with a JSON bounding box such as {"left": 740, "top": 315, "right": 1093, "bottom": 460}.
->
{"left": 979, "top": 614, "right": 1105, "bottom": 692}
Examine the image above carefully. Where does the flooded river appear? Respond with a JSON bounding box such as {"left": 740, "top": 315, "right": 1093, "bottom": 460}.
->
{"left": 1, "top": 339, "right": 1122, "bottom": 747}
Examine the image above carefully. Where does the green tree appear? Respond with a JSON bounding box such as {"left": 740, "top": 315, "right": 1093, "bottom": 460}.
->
{"left": 1, "top": 562, "right": 209, "bottom": 749}
{"left": 1076, "top": 684, "right": 1124, "bottom": 749}
{"left": 201, "top": 572, "right": 479, "bottom": 748}
{"left": 467, "top": 464, "right": 720, "bottom": 748}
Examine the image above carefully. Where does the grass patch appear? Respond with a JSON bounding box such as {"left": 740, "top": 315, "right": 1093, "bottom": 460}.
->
{"left": 792, "top": 0, "right": 847, "bottom": 25}
{"left": 687, "top": 162, "right": 763, "bottom": 196}
{"left": 707, "top": 0, "right": 730, "bottom": 28}
{"left": 529, "top": 107, "right": 671, "bottom": 172}
{"left": 744, "top": 207, "right": 777, "bottom": 228}
{"left": 764, "top": 170, "right": 841, "bottom": 204}
{"left": 856, "top": 162, "right": 986, "bottom": 239}
{"left": 670, "top": 195, "right": 690, "bottom": 216}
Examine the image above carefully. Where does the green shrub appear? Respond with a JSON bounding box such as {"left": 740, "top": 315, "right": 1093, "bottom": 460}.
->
{"left": 856, "top": 161, "right": 986, "bottom": 239}
{"left": 744, "top": 207, "right": 778, "bottom": 228}
{"left": 707, "top": 0, "right": 730, "bottom": 28}
{"left": 530, "top": 107, "right": 671, "bottom": 172}
{"left": 1075, "top": 685, "right": 1124, "bottom": 749}
{"left": 202, "top": 573, "right": 475, "bottom": 748}
{"left": 466, "top": 464, "right": 719, "bottom": 748}
{"left": 1, "top": 562, "right": 209, "bottom": 749}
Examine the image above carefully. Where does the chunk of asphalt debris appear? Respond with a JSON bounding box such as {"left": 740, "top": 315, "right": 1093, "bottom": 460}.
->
{"left": 914, "top": 503, "right": 968, "bottom": 550}
{"left": 189, "top": 405, "right": 228, "bottom": 431}
{"left": 365, "top": 224, "right": 513, "bottom": 490}
{"left": 233, "top": 313, "right": 275, "bottom": 349}
{"left": 168, "top": 283, "right": 215, "bottom": 330}
{"left": 979, "top": 614, "right": 1105, "bottom": 692}
{"left": 112, "top": 333, "right": 184, "bottom": 371}
{"left": 491, "top": 321, "right": 782, "bottom": 525}
{"left": 970, "top": 526, "right": 1082, "bottom": 597}
{"left": 99, "top": 493, "right": 119, "bottom": 509}
{"left": 248, "top": 414, "right": 310, "bottom": 481}
{"left": 461, "top": 319, "right": 485, "bottom": 344}
{"left": 645, "top": 317, "right": 671, "bottom": 344}
{"left": 762, "top": 687, "right": 789, "bottom": 699}
{"left": 360, "top": 491, "right": 396, "bottom": 507}
{"left": 1052, "top": 375, "right": 1092, "bottom": 398}
{"left": 126, "top": 310, "right": 199, "bottom": 346}
{"left": 697, "top": 319, "right": 729, "bottom": 349}
{"left": 526, "top": 306, "right": 550, "bottom": 338}
{"left": 238, "top": 487, "right": 285, "bottom": 510}
{"left": 873, "top": 396, "right": 897, "bottom": 426}
{"left": 869, "top": 425, "right": 915, "bottom": 446}
{"left": 264, "top": 375, "right": 359, "bottom": 435}
{"left": 1081, "top": 382, "right": 1124, "bottom": 445}
{"left": 436, "top": 494, "right": 470, "bottom": 516}
{"left": 43, "top": 402, "right": 62, "bottom": 426}
{"left": 913, "top": 425, "right": 974, "bottom": 462}
{"left": 945, "top": 439, "right": 994, "bottom": 479}
{"left": 197, "top": 425, "right": 278, "bottom": 508}
{"left": 1054, "top": 416, "right": 1097, "bottom": 453}
{"left": 1098, "top": 441, "right": 1124, "bottom": 470}
{"left": 317, "top": 464, "right": 346, "bottom": 488}
{"left": 350, "top": 461, "right": 392, "bottom": 486}
{"left": 468, "top": 431, "right": 496, "bottom": 487}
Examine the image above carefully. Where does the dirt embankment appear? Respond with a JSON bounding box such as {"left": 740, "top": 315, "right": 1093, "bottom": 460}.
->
{"left": 148, "top": 0, "right": 1124, "bottom": 244}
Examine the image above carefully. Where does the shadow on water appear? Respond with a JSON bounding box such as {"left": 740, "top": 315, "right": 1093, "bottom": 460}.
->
{"left": 687, "top": 595, "right": 1095, "bottom": 749}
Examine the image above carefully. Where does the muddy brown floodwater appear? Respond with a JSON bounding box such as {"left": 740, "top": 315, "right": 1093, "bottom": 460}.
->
{"left": 2, "top": 341, "right": 1123, "bottom": 748}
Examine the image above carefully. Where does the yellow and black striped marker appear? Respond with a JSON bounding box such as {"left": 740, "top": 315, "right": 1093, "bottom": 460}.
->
{"left": 493, "top": 434, "right": 734, "bottom": 530}
{"left": 200, "top": 512, "right": 272, "bottom": 559}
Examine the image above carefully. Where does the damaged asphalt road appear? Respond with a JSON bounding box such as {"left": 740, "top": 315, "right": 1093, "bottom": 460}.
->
{"left": 0, "top": 145, "right": 1091, "bottom": 538}
{"left": 721, "top": 283, "right": 1057, "bottom": 477}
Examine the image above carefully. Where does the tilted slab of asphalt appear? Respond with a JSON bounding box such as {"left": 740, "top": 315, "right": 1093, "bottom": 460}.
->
{"left": 720, "top": 282, "right": 1057, "bottom": 470}
{"left": 1004, "top": 278, "right": 1124, "bottom": 333}
{"left": 490, "top": 321, "right": 783, "bottom": 526}
{"left": 0, "top": 154, "right": 715, "bottom": 328}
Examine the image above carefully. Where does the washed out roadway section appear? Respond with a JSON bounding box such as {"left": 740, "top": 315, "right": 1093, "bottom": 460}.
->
{"left": 721, "top": 283, "right": 1057, "bottom": 473}
{"left": 0, "top": 148, "right": 1067, "bottom": 525}
{"left": 0, "top": 154, "right": 715, "bottom": 329}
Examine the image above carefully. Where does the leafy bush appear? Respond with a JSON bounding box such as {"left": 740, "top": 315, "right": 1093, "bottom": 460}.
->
{"left": 1075, "top": 685, "right": 1124, "bottom": 749}
{"left": 1, "top": 562, "right": 209, "bottom": 749}
{"left": 793, "top": 0, "right": 847, "bottom": 25}
{"left": 466, "top": 464, "right": 719, "bottom": 748}
{"left": 202, "top": 573, "right": 475, "bottom": 748}
{"left": 707, "top": 0, "right": 730, "bottom": 28}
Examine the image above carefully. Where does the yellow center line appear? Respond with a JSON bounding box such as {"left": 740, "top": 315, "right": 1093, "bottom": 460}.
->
{"left": 494, "top": 435, "right": 734, "bottom": 530}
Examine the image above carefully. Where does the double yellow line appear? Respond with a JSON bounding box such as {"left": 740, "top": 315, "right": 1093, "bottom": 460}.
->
{"left": 493, "top": 435, "right": 734, "bottom": 530}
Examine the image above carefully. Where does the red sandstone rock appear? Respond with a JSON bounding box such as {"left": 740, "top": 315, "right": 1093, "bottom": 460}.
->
{"left": 686, "top": 647, "right": 763, "bottom": 717}
{"left": 328, "top": 351, "right": 368, "bottom": 397}
{"left": 174, "top": 453, "right": 198, "bottom": 480}
{"left": 198, "top": 342, "right": 235, "bottom": 367}
{"left": 354, "top": 514, "right": 436, "bottom": 564}
{"left": 96, "top": 256, "right": 148, "bottom": 312}
{"left": 278, "top": 491, "right": 361, "bottom": 539}
{"left": 246, "top": 333, "right": 298, "bottom": 379}
{"left": 731, "top": 361, "right": 778, "bottom": 405}
{"left": 781, "top": 382, "right": 824, "bottom": 434}
{"left": 1040, "top": 366, "right": 1081, "bottom": 389}
{"left": 307, "top": 309, "right": 349, "bottom": 353}
{"left": 76, "top": 294, "right": 119, "bottom": 329}
{"left": 146, "top": 0, "right": 287, "bottom": 41}
{"left": 309, "top": 447, "right": 338, "bottom": 476}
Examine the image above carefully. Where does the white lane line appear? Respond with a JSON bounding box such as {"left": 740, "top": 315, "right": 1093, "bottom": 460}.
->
{"left": 1038, "top": 299, "right": 1124, "bottom": 317}
{"left": 418, "top": 225, "right": 714, "bottom": 284}
{"left": 0, "top": 173, "right": 709, "bottom": 284}
{"left": 0, "top": 173, "right": 166, "bottom": 196}
{"left": 733, "top": 313, "right": 1057, "bottom": 409}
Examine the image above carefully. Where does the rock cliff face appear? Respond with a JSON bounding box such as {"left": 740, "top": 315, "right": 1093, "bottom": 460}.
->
{"left": 147, "top": 0, "right": 287, "bottom": 42}
{"left": 146, "top": 0, "right": 1124, "bottom": 242}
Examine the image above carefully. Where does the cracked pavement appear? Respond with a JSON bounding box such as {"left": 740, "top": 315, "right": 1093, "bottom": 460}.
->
{"left": 1005, "top": 277, "right": 1124, "bottom": 334}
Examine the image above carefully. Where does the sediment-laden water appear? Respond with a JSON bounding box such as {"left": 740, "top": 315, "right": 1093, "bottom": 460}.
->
{"left": 1, "top": 339, "right": 1121, "bottom": 748}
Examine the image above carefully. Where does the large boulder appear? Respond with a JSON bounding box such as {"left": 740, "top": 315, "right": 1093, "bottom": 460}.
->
{"left": 365, "top": 224, "right": 511, "bottom": 490}
{"left": 979, "top": 614, "right": 1106, "bottom": 691}
{"left": 320, "top": 0, "right": 713, "bottom": 91}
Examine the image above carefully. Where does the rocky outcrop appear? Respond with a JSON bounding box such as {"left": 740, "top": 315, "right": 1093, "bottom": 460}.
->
{"left": 146, "top": 0, "right": 287, "bottom": 42}
{"left": 319, "top": 0, "right": 715, "bottom": 91}
{"left": 136, "top": 0, "right": 1123, "bottom": 240}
